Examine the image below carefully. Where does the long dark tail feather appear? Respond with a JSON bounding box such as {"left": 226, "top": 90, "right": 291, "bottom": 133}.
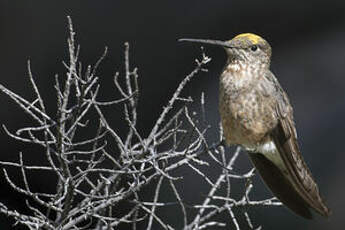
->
{"left": 248, "top": 152, "right": 313, "bottom": 219}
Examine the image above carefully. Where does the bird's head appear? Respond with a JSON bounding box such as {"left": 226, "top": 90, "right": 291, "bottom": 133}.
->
{"left": 179, "top": 33, "right": 272, "bottom": 66}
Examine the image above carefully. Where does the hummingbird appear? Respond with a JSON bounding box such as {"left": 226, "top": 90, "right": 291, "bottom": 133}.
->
{"left": 179, "top": 33, "right": 331, "bottom": 219}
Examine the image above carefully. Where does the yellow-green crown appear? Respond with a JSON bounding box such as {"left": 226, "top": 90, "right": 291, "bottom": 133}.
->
{"left": 232, "top": 33, "right": 264, "bottom": 45}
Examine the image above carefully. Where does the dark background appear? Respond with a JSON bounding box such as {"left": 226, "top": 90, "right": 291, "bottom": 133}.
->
{"left": 0, "top": 0, "right": 344, "bottom": 229}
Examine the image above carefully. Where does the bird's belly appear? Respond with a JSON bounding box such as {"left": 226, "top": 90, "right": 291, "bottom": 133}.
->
{"left": 221, "top": 100, "right": 275, "bottom": 147}
{"left": 221, "top": 114, "right": 266, "bottom": 147}
{"left": 219, "top": 83, "right": 278, "bottom": 147}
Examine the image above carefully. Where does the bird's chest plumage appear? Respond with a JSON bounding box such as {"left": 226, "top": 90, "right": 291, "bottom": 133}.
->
{"left": 219, "top": 65, "right": 277, "bottom": 147}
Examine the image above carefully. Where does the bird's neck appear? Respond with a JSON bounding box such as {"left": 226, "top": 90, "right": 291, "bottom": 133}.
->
{"left": 226, "top": 59, "right": 246, "bottom": 72}
{"left": 220, "top": 61, "right": 253, "bottom": 92}
{"left": 220, "top": 60, "right": 269, "bottom": 95}
{"left": 226, "top": 58, "right": 269, "bottom": 72}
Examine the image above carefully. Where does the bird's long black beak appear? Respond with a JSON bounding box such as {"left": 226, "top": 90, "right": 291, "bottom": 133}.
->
{"left": 178, "top": 38, "right": 233, "bottom": 48}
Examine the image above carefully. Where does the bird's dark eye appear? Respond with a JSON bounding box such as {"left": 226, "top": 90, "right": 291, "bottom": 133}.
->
{"left": 251, "top": 45, "right": 258, "bottom": 51}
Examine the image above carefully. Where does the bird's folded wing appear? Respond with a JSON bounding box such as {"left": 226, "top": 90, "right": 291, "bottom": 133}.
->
{"left": 271, "top": 105, "right": 331, "bottom": 217}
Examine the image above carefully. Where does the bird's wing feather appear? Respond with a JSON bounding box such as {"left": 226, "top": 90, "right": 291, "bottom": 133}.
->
{"left": 251, "top": 72, "right": 331, "bottom": 218}
{"left": 270, "top": 84, "right": 331, "bottom": 217}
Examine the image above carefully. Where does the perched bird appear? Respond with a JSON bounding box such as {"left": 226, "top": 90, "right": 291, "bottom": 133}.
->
{"left": 179, "top": 33, "right": 331, "bottom": 219}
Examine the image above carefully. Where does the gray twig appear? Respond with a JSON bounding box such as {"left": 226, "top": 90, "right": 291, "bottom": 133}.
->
{"left": 0, "top": 17, "right": 281, "bottom": 230}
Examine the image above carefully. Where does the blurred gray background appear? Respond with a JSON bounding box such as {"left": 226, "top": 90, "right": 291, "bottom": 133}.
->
{"left": 0, "top": 0, "right": 344, "bottom": 229}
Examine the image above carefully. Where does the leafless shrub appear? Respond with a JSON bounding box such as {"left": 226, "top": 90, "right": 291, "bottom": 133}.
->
{"left": 0, "top": 17, "right": 281, "bottom": 230}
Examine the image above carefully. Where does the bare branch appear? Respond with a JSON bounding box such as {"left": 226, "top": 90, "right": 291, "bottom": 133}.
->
{"left": 0, "top": 17, "right": 282, "bottom": 230}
